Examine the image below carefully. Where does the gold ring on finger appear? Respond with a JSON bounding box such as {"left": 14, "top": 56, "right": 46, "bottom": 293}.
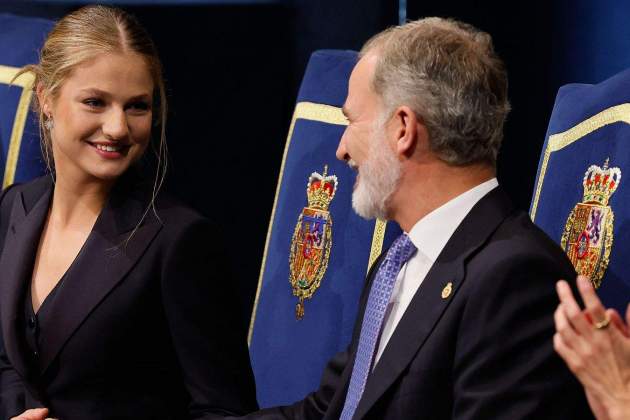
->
{"left": 594, "top": 314, "right": 610, "bottom": 330}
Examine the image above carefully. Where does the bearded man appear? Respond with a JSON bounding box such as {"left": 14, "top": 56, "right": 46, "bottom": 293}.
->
{"left": 242, "top": 17, "right": 593, "bottom": 420}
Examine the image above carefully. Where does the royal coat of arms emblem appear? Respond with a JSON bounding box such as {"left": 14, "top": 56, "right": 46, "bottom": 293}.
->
{"left": 289, "top": 165, "right": 338, "bottom": 320}
{"left": 560, "top": 159, "right": 621, "bottom": 288}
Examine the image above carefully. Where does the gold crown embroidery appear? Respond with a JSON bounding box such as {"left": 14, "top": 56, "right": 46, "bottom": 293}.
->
{"left": 289, "top": 165, "right": 337, "bottom": 320}
{"left": 561, "top": 159, "right": 620, "bottom": 288}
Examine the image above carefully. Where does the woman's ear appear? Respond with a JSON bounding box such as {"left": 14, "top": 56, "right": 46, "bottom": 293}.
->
{"left": 36, "top": 82, "right": 51, "bottom": 117}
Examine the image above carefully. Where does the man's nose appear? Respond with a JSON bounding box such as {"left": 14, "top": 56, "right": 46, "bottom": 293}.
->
{"left": 102, "top": 107, "right": 129, "bottom": 140}
{"left": 336, "top": 131, "right": 349, "bottom": 162}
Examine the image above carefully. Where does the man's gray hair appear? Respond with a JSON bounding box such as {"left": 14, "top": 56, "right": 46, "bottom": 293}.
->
{"left": 361, "top": 17, "right": 510, "bottom": 166}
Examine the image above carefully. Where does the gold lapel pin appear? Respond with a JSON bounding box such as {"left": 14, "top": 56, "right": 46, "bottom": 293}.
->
{"left": 441, "top": 282, "right": 453, "bottom": 299}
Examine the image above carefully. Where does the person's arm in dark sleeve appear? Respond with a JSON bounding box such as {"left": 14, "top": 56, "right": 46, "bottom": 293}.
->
{"left": 235, "top": 254, "right": 385, "bottom": 420}
{"left": 234, "top": 347, "right": 350, "bottom": 420}
{"left": 0, "top": 183, "right": 27, "bottom": 419}
{"left": 0, "top": 334, "right": 26, "bottom": 419}
{"left": 160, "top": 218, "right": 258, "bottom": 419}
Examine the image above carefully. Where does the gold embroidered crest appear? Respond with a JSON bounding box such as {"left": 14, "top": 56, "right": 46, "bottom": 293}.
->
{"left": 560, "top": 159, "right": 620, "bottom": 288}
{"left": 289, "top": 166, "right": 338, "bottom": 320}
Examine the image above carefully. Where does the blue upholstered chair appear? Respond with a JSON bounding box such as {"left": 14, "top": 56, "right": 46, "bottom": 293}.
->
{"left": 248, "top": 50, "right": 402, "bottom": 408}
{"left": 0, "top": 13, "right": 53, "bottom": 188}
{"left": 530, "top": 68, "right": 630, "bottom": 315}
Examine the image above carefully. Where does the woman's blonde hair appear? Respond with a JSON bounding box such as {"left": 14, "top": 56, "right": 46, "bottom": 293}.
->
{"left": 15, "top": 4, "right": 168, "bottom": 204}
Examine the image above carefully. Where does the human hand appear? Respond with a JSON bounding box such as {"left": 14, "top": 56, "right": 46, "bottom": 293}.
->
{"left": 554, "top": 275, "right": 630, "bottom": 420}
{"left": 10, "top": 408, "right": 55, "bottom": 420}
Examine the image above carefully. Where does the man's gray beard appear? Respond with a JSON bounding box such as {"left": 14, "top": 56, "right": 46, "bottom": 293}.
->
{"left": 351, "top": 129, "right": 401, "bottom": 220}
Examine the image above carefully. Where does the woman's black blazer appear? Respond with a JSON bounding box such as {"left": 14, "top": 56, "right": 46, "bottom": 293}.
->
{"left": 0, "top": 175, "right": 258, "bottom": 419}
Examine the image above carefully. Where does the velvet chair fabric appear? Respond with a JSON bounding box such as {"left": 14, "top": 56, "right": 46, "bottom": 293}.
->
{"left": 0, "top": 13, "right": 52, "bottom": 188}
{"left": 248, "top": 50, "right": 402, "bottom": 408}
{"left": 531, "top": 68, "right": 630, "bottom": 314}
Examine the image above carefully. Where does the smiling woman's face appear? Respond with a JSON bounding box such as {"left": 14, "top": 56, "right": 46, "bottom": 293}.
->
{"left": 42, "top": 51, "right": 154, "bottom": 183}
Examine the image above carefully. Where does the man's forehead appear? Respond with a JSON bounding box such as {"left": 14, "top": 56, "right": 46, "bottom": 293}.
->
{"left": 351, "top": 52, "right": 378, "bottom": 85}
{"left": 345, "top": 52, "right": 379, "bottom": 112}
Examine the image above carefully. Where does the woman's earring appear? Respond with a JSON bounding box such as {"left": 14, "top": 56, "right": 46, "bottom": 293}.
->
{"left": 44, "top": 116, "right": 54, "bottom": 130}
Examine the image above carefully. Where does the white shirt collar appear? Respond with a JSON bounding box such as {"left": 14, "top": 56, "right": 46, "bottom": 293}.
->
{"left": 407, "top": 178, "right": 499, "bottom": 262}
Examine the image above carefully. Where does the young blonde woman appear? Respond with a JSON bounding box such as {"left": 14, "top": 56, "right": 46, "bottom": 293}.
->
{"left": 0, "top": 6, "right": 257, "bottom": 419}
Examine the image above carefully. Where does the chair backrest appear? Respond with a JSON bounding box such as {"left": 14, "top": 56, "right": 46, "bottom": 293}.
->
{"left": 248, "top": 50, "right": 402, "bottom": 408}
{"left": 0, "top": 13, "right": 53, "bottom": 188}
{"left": 530, "top": 68, "right": 630, "bottom": 315}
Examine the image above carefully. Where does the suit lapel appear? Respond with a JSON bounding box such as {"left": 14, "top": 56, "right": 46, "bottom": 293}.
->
{"left": 353, "top": 187, "right": 514, "bottom": 419}
{"left": 36, "top": 179, "right": 162, "bottom": 373}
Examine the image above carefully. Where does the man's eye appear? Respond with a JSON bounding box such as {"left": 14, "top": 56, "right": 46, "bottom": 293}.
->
{"left": 83, "top": 98, "right": 103, "bottom": 107}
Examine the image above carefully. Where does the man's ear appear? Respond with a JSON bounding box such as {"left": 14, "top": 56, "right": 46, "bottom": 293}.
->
{"left": 392, "top": 105, "right": 427, "bottom": 158}
{"left": 36, "top": 82, "right": 51, "bottom": 117}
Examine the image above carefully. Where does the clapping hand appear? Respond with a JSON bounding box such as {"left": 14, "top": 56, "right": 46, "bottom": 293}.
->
{"left": 554, "top": 275, "right": 630, "bottom": 420}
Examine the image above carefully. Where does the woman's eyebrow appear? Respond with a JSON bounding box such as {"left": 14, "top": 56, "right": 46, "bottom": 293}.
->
{"left": 78, "top": 88, "right": 151, "bottom": 102}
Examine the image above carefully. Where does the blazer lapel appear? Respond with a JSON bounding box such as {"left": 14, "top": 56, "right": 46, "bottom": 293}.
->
{"left": 0, "top": 177, "right": 53, "bottom": 380}
{"left": 34, "top": 179, "right": 163, "bottom": 374}
{"left": 353, "top": 187, "right": 514, "bottom": 419}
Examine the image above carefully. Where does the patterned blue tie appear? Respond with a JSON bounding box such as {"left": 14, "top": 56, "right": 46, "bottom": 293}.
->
{"left": 340, "top": 233, "right": 417, "bottom": 420}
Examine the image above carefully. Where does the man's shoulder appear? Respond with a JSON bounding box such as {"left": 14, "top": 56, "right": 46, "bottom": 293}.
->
{"left": 469, "top": 208, "right": 575, "bottom": 279}
{"left": 492, "top": 209, "right": 569, "bottom": 258}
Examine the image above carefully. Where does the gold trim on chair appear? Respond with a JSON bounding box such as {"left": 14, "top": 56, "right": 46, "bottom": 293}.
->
{"left": 247, "top": 101, "right": 388, "bottom": 344}
{"left": 0, "top": 65, "right": 36, "bottom": 188}
{"left": 530, "top": 103, "right": 630, "bottom": 221}
{"left": 368, "top": 219, "right": 387, "bottom": 272}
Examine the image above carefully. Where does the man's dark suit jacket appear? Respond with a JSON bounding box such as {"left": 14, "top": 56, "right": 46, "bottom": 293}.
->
{"left": 0, "top": 175, "right": 258, "bottom": 420}
{"left": 246, "top": 187, "right": 593, "bottom": 419}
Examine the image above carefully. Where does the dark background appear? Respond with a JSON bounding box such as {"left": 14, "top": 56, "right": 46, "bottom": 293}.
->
{"left": 3, "top": 0, "right": 630, "bottom": 326}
